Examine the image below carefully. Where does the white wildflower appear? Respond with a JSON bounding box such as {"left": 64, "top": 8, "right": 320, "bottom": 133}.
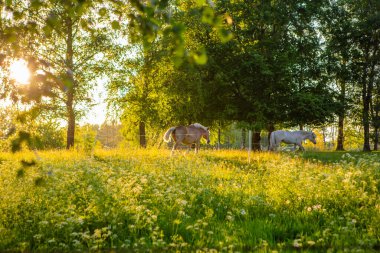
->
{"left": 293, "top": 239, "right": 302, "bottom": 248}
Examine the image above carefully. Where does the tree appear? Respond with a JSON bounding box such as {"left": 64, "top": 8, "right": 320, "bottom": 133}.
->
{"left": 97, "top": 123, "right": 123, "bottom": 148}
{"left": 344, "top": 0, "right": 380, "bottom": 151}
{"left": 210, "top": 1, "right": 338, "bottom": 149}
{"left": 1, "top": 0, "right": 122, "bottom": 149}
{"left": 371, "top": 100, "right": 380, "bottom": 150}
{"left": 112, "top": 43, "right": 172, "bottom": 148}
{"left": 108, "top": 0, "right": 233, "bottom": 148}
{"left": 320, "top": 1, "right": 356, "bottom": 151}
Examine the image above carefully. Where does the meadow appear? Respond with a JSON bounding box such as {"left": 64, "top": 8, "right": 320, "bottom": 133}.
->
{"left": 0, "top": 149, "right": 379, "bottom": 252}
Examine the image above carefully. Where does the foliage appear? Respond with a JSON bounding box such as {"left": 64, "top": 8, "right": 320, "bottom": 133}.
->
{"left": 0, "top": 105, "right": 65, "bottom": 151}
{"left": 96, "top": 123, "right": 123, "bottom": 149}
{"left": 109, "top": 0, "right": 234, "bottom": 148}
{"left": 0, "top": 0, "right": 128, "bottom": 149}
{"left": 74, "top": 125, "right": 99, "bottom": 155}
{"left": 1, "top": 0, "right": 379, "bottom": 151}
{"left": 0, "top": 149, "right": 379, "bottom": 251}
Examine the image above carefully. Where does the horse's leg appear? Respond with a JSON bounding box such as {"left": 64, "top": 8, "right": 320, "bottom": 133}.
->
{"left": 297, "top": 143, "right": 305, "bottom": 151}
{"left": 171, "top": 142, "right": 179, "bottom": 156}
{"left": 271, "top": 142, "right": 278, "bottom": 151}
{"left": 271, "top": 138, "right": 281, "bottom": 151}
{"left": 195, "top": 141, "right": 200, "bottom": 154}
{"left": 268, "top": 142, "right": 274, "bottom": 151}
{"left": 185, "top": 145, "right": 191, "bottom": 154}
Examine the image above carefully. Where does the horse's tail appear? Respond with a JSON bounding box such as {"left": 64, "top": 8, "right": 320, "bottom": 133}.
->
{"left": 163, "top": 127, "right": 176, "bottom": 142}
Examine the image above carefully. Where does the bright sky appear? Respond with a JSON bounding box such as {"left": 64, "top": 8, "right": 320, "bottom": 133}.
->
{"left": 80, "top": 82, "right": 108, "bottom": 126}
{"left": 7, "top": 59, "right": 108, "bottom": 126}
{"left": 9, "top": 59, "right": 30, "bottom": 85}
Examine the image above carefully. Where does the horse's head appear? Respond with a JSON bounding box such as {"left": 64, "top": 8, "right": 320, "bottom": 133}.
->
{"left": 203, "top": 127, "right": 210, "bottom": 144}
{"left": 309, "top": 132, "right": 317, "bottom": 144}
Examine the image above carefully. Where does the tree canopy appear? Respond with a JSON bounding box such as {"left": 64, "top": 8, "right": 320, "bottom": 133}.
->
{"left": 1, "top": 0, "right": 379, "bottom": 151}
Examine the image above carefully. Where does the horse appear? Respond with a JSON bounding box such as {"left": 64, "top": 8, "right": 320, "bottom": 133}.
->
{"left": 269, "top": 130, "right": 316, "bottom": 151}
{"left": 163, "top": 123, "right": 210, "bottom": 155}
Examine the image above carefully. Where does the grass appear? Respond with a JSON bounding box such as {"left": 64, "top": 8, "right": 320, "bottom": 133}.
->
{"left": 300, "top": 150, "right": 380, "bottom": 164}
{"left": 0, "top": 149, "right": 379, "bottom": 252}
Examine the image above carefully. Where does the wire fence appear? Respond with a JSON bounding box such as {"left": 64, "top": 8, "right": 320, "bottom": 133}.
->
{"left": 0, "top": 124, "right": 372, "bottom": 152}
{"left": 108, "top": 130, "right": 368, "bottom": 152}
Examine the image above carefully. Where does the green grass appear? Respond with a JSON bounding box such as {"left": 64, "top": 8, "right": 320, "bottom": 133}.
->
{"left": 0, "top": 149, "right": 379, "bottom": 252}
{"left": 300, "top": 151, "right": 380, "bottom": 164}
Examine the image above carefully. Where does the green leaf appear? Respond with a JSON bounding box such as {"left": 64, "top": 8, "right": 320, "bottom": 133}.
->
{"left": 201, "top": 7, "right": 214, "bottom": 25}
{"left": 46, "top": 13, "right": 59, "bottom": 27}
{"left": 195, "top": 0, "right": 206, "bottom": 7}
{"left": 30, "top": 0, "right": 43, "bottom": 9}
{"left": 42, "top": 25, "right": 53, "bottom": 37}
{"left": 21, "top": 159, "right": 37, "bottom": 167}
{"left": 80, "top": 19, "right": 89, "bottom": 29}
{"left": 99, "top": 7, "right": 107, "bottom": 17}
{"left": 218, "top": 28, "right": 234, "bottom": 43}
{"left": 13, "top": 11, "right": 23, "bottom": 20}
{"left": 19, "top": 131, "right": 31, "bottom": 142}
{"left": 11, "top": 139, "right": 21, "bottom": 153}
{"left": 34, "top": 177, "right": 45, "bottom": 186}
{"left": 5, "top": 31, "right": 17, "bottom": 43}
{"left": 172, "top": 23, "right": 185, "bottom": 35}
{"left": 193, "top": 47, "right": 208, "bottom": 65}
{"left": 111, "top": 20, "right": 121, "bottom": 30}
{"left": 62, "top": 78, "right": 73, "bottom": 89}
{"left": 16, "top": 169, "right": 25, "bottom": 178}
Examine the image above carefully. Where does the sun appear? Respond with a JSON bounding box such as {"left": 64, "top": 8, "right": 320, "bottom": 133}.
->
{"left": 9, "top": 59, "right": 31, "bottom": 85}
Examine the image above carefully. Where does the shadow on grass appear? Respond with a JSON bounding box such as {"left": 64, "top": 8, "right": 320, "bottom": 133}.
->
{"left": 297, "top": 151, "right": 380, "bottom": 164}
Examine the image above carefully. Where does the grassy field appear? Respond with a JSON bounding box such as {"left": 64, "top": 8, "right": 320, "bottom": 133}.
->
{"left": 0, "top": 149, "right": 379, "bottom": 252}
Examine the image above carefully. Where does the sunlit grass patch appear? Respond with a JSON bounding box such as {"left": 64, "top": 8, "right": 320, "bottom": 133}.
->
{"left": 0, "top": 149, "right": 379, "bottom": 251}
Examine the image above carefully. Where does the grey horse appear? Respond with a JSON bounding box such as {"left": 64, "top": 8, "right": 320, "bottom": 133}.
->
{"left": 269, "top": 130, "right": 317, "bottom": 151}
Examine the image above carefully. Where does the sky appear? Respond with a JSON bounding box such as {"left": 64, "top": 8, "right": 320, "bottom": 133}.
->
{"left": 80, "top": 83, "right": 108, "bottom": 126}
{"left": 4, "top": 59, "right": 109, "bottom": 126}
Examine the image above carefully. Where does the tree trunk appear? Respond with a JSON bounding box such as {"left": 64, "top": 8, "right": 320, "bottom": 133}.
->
{"left": 65, "top": 17, "right": 75, "bottom": 149}
{"left": 361, "top": 45, "right": 370, "bottom": 151}
{"left": 363, "top": 94, "right": 371, "bottom": 152}
{"left": 139, "top": 121, "right": 146, "bottom": 148}
{"left": 362, "top": 44, "right": 377, "bottom": 152}
{"left": 252, "top": 131, "right": 261, "bottom": 151}
{"left": 66, "top": 94, "right": 75, "bottom": 149}
{"left": 217, "top": 127, "right": 221, "bottom": 150}
{"left": 370, "top": 88, "right": 380, "bottom": 151}
{"left": 336, "top": 116, "right": 345, "bottom": 151}
{"left": 336, "top": 80, "right": 346, "bottom": 151}
{"left": 375, "top": 105, "right": 379, "bottom": 150}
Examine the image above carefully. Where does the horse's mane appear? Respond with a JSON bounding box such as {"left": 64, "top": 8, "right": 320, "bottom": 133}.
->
{"left": 295, "top": 130, "right": 315, "bottom": 138}
{"left": 191, "top": 123, "right": 208, "bottom": 131}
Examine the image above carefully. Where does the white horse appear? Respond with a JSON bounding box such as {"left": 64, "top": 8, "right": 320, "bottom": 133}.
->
{"left": 269, "top": 130, "right": 316, "bottom": 151}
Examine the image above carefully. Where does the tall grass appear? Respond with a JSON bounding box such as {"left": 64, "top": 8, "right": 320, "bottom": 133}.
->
{"left": 0, "top": 149, "right": 379, "bottom": 252}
